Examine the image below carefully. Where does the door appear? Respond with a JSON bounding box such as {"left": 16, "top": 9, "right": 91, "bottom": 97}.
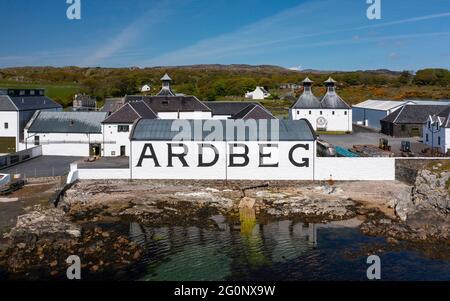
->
{"left": 90, "top": 144, "right": 101, "bottom": 157}
{"left": 120, "top": 145, "right": 126, "bottom": 157}
{"left": 0, "top": 137, "right": 16, "bottom": 153}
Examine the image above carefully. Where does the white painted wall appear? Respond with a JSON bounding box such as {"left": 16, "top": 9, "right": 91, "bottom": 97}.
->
{"left": 315, "top": 157, "right": 395, "bottom": 181}
{"left": 23, "top": 131, "right": 103, "bottom": 157}
{"left": 291, "top": 109, "right": 352, "bottom": 132}
{"left": 103, "top": 124, "right": 131, "bottom": 157}
{"left": 157, "top": 112, "right": 213, "bottom": 120}
{"left": 130, "top": 141, "right": 314, "bottom": 180}
{"left": 0, "top": 111, "right": 19, "bottom": 151}
{"left": 423, "top": 123, "right": 449, "bottom": 154}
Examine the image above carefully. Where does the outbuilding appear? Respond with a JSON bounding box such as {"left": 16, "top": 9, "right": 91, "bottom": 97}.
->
{"left": 0, "top": 88, "right": 62, "bottom": 153}
{"left": 24, "top": 111, "right": 107, "bottom": 157}
{"left": 352, "top": 99, "right": 408, "bottom": 130}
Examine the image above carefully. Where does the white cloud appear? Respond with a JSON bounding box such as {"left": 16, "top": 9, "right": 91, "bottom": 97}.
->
{"left": 143, "top": 0, "right": 450, "bottom": 66}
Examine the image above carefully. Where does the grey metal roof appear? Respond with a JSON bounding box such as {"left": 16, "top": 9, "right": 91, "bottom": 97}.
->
{"left": 28, "top": 111, "right": 108, "bottom": 133}
{"left": 0, "top": 95, "right": 62, "bottom": 111}
{"left": 320, "top": 93, "right": 351, "bottom": 109}
{"left": 161, "top": 73, "right": 172, "bottom": 81}
{"left": 381, "top": 105, "right": 448, "bottom": 124}
{"left": 292, "top": 91, "right": 322, "bottom": 109}
{"left": 0, "top": 95, "right": 17, "bottom": 111}
{"left": 203, "top": 101, "right": 260, "bottom": 116}
{"left": 231, "top": 104, "right": 276, "bottom": 120}
{"left": 102, "top": 101, "right": 157, "bottom": 124}
{"left": 126, "top": 95, "right": 211, "bottom": 113}
{"left": 101, "top": 98, "right": 124, "bottom": 113}
{"left": 156, "top": 87, "right": 176, "bottom": 96}
{"left": 131, "top": 119, "right": 315, "bottom": 141}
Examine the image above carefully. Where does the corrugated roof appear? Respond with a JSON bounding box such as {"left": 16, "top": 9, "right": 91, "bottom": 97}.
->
{"left": 382, "top": 105, "right": 448, "bottom": 124}
{"left": 406, "top": 99, "right": 450, "bottom": 106}
{"left": 352, "top": 100, "right": 408, "bottom": 111}
{"left": 131, "top": 119, "right": 315, "bottom": 141}
{"left": 28, "top": 111, "right": 108, "bottom": 133}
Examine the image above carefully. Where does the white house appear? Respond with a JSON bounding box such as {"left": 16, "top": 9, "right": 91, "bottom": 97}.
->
{"left": 141, "top": 84, "right": 151, "bottom": 94}
{"left": 291, "top": 78, "right": 352, "bottom": 132}
{"left": 423, "top": 106, "right": 450, "bottom": 154}
{"left": 102, "top": 101, "right": 158, "bottom": 157}
{"left": 245, "top": 86, "right": 270, "bottom": 100}
{"left": 352, "top": 100, "right": 409, "bottom": 129}
{"left": 23, "top": 111, "right": 107, "bottom": 157}
{"left": 0, "top": 88, "right": 62, "bottom": 154}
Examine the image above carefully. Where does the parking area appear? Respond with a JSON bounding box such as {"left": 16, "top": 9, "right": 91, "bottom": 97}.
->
{"left": 0, "top": 156, "right": 83, "bottom": 178}
{"left": 78, "top": 157, "right": 129, "bottom": 169}
{"left": 319, "top": 125, "right": 428, "bottom": 156}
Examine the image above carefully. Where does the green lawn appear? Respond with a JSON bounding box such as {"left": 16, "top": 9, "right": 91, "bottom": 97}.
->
{"left": 0, "top": 81, "right": 81, "bottom": 107}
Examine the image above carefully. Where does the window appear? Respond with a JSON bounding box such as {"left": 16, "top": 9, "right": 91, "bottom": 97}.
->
{"left": 30, "top": 90, "right": 35, "bottom": 96}
{"left": 426, "top": 134, "right": 429, "bottom": 142}
{"left": 332, "top": 111, "right": 335, "bottom": 115}
{"left": 309, "top": 111, "right": 311, "bottom": 115}
{"left": 118, "top": 125, "right": 130, "bottom": 132}
{"left": 345, "top": 111, "right": 348, "bottom": 115}
{"left": 401, "top": 125, "right": 406, "bottom": 131}
{"left": 438, "top": 137, "right": 441, "bottom": 146}
{"left": 428, "top": 121, "right": 431, "bottom": 129}
{"left": 297, "top": 110, "right": 300, "bottom": 115}
{"left": 4, "top": 122, "right": 8, "bottom": 129}
{"left": 34, "top": 136, "right": 40, "bottom": 146}
{"left": 320, "top": 111, "right": 323, "bottom": 115}
{"left": 19, "top": 90, "right": 25, "bottom": 96}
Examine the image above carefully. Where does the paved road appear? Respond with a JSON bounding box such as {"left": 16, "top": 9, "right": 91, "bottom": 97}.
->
{"left": 0, "top": 156, "right": 83, "bottom": 178}
{"left": 319, "top": 127, "right": 428, "bottom": 156}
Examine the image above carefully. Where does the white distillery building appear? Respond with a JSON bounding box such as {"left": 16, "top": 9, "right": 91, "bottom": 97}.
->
{"left": 0, "top": 89, "right": 62, "bottom": 154}
{"left": 23, "top": 111, "right": 107, "bottom": 157}
{"left": 102, "top": 101, "right": 158, "bottom": 157}
{"left": 245, "top": 86, "right": 271, "bottom": 100}
{"left": 129, "top": 119, "right": 316, "bottom": 180}
{"left": 126, "top": 74, "right": 213, "bottom": 119}
{"left": 352, "top": 100, "right": 408, "bottom": 130}
{"left": 291, "top": 78, "right": 352, "bottom": 132}
{"left": 423, "top": 106, "right": 450, "bottom": 154}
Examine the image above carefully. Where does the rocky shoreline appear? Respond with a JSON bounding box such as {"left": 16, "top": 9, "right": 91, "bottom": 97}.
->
{"left": 0, "top": 163, "right": 448, "bottom": 279}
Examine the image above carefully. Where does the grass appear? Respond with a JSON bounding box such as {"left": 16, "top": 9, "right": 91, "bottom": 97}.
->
{"left": 0, "top": 81, "right": 81, "bottom": 107}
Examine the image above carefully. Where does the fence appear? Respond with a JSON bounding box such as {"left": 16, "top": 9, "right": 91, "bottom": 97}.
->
{"left": 0, "top": 146, "right": 42, "bottom": 170}
{"left": 5, "top": 166, "right": 71, "bottom": 179}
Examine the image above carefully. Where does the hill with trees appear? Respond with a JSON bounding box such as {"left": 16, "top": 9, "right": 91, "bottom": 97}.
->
{"left": 0, "top": 65, "right": 449, "bottom": 116}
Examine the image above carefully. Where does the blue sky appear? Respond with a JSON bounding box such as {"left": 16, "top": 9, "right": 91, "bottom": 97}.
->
{"left": 0, "top": 0, "right": 449, "bottom": 70}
